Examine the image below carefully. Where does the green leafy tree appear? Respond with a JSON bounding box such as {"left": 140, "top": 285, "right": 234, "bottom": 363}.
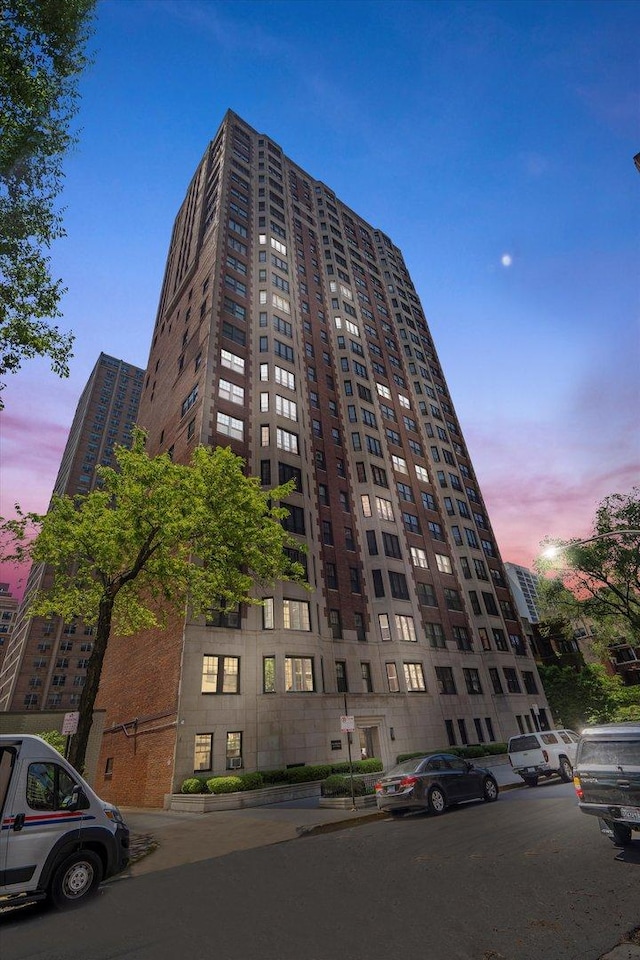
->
{"left": 36, "top": 729, "right": 65, "bottom": 755}
{"left": 537, "top": 663, "right": 623, "bottom": 730}
{"left": 0, "top": 0, "right": 95, "bottom": 405}
{"left": 537, "top": 488, "right": 640, "bottom": 647}
{"left": 1, "top": 433, "right": 306, "bottom": 770}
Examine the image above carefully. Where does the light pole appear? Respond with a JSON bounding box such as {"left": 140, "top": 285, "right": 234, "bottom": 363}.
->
{"left": 541, "top": 530, "right": 640, "bottom": 560}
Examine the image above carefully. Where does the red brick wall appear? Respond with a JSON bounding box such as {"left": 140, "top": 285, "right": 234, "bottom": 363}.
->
{"left": 95, "top": 604, "right": 184, "bottom": 807}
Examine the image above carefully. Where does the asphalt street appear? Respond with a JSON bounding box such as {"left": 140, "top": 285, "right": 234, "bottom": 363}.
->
{"left": 1, "top": 782, "right": 639, "bottom": 960}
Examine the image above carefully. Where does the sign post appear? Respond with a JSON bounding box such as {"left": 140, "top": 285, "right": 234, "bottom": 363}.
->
{"left": 61, "top": 711, "right": 79, "bottom": 760}
{"left": 340, "top": 695, "right": 357, "bottom": 809}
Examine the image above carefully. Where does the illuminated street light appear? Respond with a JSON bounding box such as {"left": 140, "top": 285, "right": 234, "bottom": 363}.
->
{"left": 542, "top": 530, "right": 640, "bottom": 560}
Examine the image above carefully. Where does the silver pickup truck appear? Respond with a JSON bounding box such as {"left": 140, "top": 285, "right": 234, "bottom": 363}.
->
{"left": 573, "top": 721, "right": 640, "bottom": 847}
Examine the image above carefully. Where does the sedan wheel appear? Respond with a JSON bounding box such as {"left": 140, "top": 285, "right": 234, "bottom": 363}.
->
{"left": 427, "top": 786, "right": 447, "bottom": 815}
{"left": 482, "top": 777, "right": 499, "bottom": 802}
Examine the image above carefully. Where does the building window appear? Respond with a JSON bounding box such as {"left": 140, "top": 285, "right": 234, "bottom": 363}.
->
{"left": 201, "top": 655, "right": 240, "bottom": 694}
{"left": 361, "top": 661, "right": 373, "bottom": 692}
{"left": 403, "top": 662, "right": 426, "bottom": 691}
{"left": 194, "top": 734, "right": 213, "bottom": 771}
{"left": 457, "top": 718, "right": 469, "bottom": 745}
{"left": 485, "top": 717, "right": 496, "bottom": 741}
{"left": 453, "top": 625, "right": 473, "bottom": 651}
{"left": 226, "top": 732, "right": 242, "bottom": 770}
{"left": 386, "top": 662, "right": 399, "bottom": 692}
{"left": 285, "top": 656, "right": 314, "bottom": 691}
{"left": 336, "top": 660, "right": 348, "bottom": 692}
{"left": 435, "top": 666, "right": 457, "bottom": 695}
{"left": 503, "top": 668, "right": 522, "bottom": 693}
{"left": 425, "top": 622, "right": 446, "bottom": 648}
{"left": 492, "top": 628, "right": 509, "bottom": 651}
{"left": 463, "top": 668, "right": 483, "bottom": 694}
{"left": 263, "top": 656, "right": 276, "bottom": 692}
{"left": 329, "top": 609, "right": 342, "bottom": 639}
{"left": 473, "top": 718, "right": 486, "bottom": 743}
{"left": 489, "top": 668, "right": 503, "bottom": 694}
{"left": 482, "top": 592, "right": 499, "bottom": 616}
{"left": 389, "top": 571, "right": 409, "bottom": 600}
{"left": 283, "top": 600, "right": 311, "bottom": 631}
{"left": 445, "top": 719, "right": 456, "bottom": 746}
{"left": 444, "top": 588, "right": 463, "bottom": 611}
{"left": 395, "top": 614, "right": 417, "bottom": 643}
{"left": 522, "top": 671, "right": 538, "bottom": 694}
{"left": 216, "top": 411, "right": 244, "bottom": 440}
{"left": 379, "top": 613, "right": 391, "bottom": 642}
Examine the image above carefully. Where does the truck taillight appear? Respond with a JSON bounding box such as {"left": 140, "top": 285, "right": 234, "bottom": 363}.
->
{"left": 542, "top": 749, "right": 549, "bottom": 762}
{"left": 573, "top": 775, "right": 583, "bottom": 800}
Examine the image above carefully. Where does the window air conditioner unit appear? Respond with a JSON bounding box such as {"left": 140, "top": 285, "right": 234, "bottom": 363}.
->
{"left": 228, "top": 756, "right": 242, "bottom": 769}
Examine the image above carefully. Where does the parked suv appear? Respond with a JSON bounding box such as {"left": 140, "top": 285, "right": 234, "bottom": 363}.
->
{"left": 573, "top": 721, "right": 640, "bottom": 847}
{"left": 508, "top": 729, "right": 579, "bottom": 786}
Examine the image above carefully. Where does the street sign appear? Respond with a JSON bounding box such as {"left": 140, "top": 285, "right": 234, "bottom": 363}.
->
{"left": 340, "top": 715, "right": 355, "bottom": 732}
{"left": 62, "top": 712, "right": 80, "bottom": 735}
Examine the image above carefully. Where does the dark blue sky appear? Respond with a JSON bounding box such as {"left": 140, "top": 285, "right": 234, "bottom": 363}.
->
{"left": 2, "top": 0, "right": 638, "bottom": 593}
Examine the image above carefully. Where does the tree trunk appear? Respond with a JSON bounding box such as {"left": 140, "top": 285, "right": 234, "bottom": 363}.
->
{"left": 68, "top": 593, "right": 114, "bottom": 772}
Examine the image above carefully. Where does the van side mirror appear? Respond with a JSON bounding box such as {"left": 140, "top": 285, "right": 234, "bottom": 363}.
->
{"left": 62, "top": 784, "right": 89, "bottom": 811}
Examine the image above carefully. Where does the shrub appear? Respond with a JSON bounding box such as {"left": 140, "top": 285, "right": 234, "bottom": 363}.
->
{"left": 260, "top": 768, "right": 290, "bottom": 785}
{"left": 354, "top": 757, "right": 383, "bottom": 773}
{"left": 206, "top": 776, "right": 244, "bottom": 794}
{"left": 285, "top": 764, "right": 332, "bottom": 783}
{"left": 396, "top": 743, "right": 508, "bottom": 764}
{"left": 237, "top": 771, "right": 264, "bottom": 790}
{"left": 181, "top": 778, "right": 205, "bottom": 794}
{"left": 321, "top": 774, "right": 368, "bottom": 798}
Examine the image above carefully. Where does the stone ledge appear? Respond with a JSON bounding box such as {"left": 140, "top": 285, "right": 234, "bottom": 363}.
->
{"left": 167, "top": 780, "right": 322, "bottom": 812}
{"left": 318, "top": 795, "right": 377, "bottom": 810}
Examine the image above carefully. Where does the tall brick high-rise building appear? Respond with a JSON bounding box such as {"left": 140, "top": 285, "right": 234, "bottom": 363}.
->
{"left": 95, "top": 111, "right": 551, "bottom": 806}
{"left": 0, "top": 354, "right": 144, "bottom": 712}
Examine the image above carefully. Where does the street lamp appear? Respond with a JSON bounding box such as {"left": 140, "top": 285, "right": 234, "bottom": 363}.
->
{"left": 541, "top": 530, "right": 640, "bottom": 560}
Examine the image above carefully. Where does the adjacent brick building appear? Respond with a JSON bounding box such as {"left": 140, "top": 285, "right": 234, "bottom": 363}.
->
{"left": 0, "top": 354, "right": 144, "bottom": 713}
{"left": 93, "top": 110, "right": 552, "bottom": 806}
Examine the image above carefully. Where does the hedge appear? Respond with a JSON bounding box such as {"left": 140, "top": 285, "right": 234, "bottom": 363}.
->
{"left": 179, "top": 757, "right": 383, "bottom": 794}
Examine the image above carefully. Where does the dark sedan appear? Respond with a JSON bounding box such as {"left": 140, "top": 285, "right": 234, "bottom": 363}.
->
{"left": 374, "top": 753, "right": 499, "bottom": 816}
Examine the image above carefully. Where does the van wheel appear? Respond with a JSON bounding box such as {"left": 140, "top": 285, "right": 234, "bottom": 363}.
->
{"left": 609, "top": 822, "right": 632, "bottom": 848}
{"left": 522, "top": 775, "right": 538, "bottom": 787}
{"left": 50, "top": 850, "right": 103, "bottom": 909}
{"left": 559, "top": 757, "right": 573, "bottom": 782}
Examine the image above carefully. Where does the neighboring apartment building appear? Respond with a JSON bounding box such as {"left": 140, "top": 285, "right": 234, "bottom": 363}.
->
{"left": 0, "top": 354, "right": 144, "bottom": 713}
{"left": 95, "top": 110, "right": 551, "bottom": 806}
{"left": 0, "top": 584, "right": 19, "bottom": 677}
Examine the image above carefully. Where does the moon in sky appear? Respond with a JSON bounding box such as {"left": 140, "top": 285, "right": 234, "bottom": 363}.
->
{"left": 501, "top": 254, "right": 513, "bottom": 267}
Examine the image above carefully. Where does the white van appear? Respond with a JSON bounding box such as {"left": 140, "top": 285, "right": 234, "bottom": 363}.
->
{"left": 0, "top": 735, "right": 129, "bottom": 909}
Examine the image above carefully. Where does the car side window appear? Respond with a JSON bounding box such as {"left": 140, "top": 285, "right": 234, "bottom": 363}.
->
{"left": 26, "top": 762, "right": 77, "bottom": 812}
{"left": 558, "top": 732, "right": 571, "bottom": 744}
{"left": 540, "top": 734, "right": 558, "bottom": 744}
{"left": 447, "top": 758, "right": 468, "bottom": 773}
{"left": 427, "top": 758, "right": 443, "bottom": 771}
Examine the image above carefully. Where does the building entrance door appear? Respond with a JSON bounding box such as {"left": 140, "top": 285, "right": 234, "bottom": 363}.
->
{"left": 358, "top": 726, "right": 378, "bottom": 761}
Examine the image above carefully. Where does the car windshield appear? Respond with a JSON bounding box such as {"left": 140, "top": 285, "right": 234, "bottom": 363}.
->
{"left": 384, "top": 757, "right": 429, "bottom": 778}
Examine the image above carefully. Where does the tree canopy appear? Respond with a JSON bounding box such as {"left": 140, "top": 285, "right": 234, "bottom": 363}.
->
{"left": 0, "top": 0, "right": 95, "bottom": 405}
{"left": 537, "top": 488, "right": 640, "bottom": 646}
{"left": 538, "top": 663, "right": 640, "bottom": 730}
{"left": 1, "top": 433, "right": 307, "bottom": 769}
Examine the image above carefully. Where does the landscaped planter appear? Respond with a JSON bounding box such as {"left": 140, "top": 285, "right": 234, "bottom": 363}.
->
{"left": 166, "top": 780, "right": 322, "bottom": 812}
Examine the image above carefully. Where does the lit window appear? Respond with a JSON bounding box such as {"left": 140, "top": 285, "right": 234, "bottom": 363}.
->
{"left": 283, "top": 600, "right": 310, "bottom": 631}
{"left": 395, "top": 615, "right": 417, "bottom": 643}
{"left": 285, "top": 656, "right": 314, "bottom": 691}
{"left": 216, "top": 412, "right": 244, "bottom": 440}
{"left": 194, "top": 734, "right": 213, "bottom": 771}
{"left": 435, "top": 554, "right": 452, "bottom": 574}
{"left": 201, "top": 655, "right": 240, "bottom": 694}
{"left": 410, "top": 546, "right": 428, "bottom": 568}
{"left": 403, "top": 662, "right": 426, "bottom": 691}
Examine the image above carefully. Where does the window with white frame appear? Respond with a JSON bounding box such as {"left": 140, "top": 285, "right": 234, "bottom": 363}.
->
{"left": 392, "top": 455, "right": 408, "bottom": 474}
{"left": 275, "top": 394, "right": 297, "bottom": 420}
{"left": 435, "top": 553, "right": 453, "bottom": 574}
{"left": 260, "top": 392, "right": 269, "bottom": 412}
{"left": 397, "top": 394, "right": 410, "bottom": 408}
{"left": 285, "top": 656, "right": 314, "bottom": 691}
{"left": 283, "top": 599, "right": 310, "bottom": 630}
{"left": 378, "top": 613, "right": 391, "bottom": 642}
{"left": 376, "top": 383, "right": 392, "bottom": 399}
{"left": 261, "top": 425, "right": 270, "bottom": 446}
{"left": 415, "top": 465, "right": 429, "bottom": 483}
{"left": 271, "top": 236, "right": 287, "bottom": 255}
{"left": 386, "top": 662, "right": 399, "bottom": 692}
{"left": 220, "top": 349, "right": 244, "bottom": 375}
{"left": 262, "top": 598, "right": 274, "bottom": 629}
{"left": 276, "top": 428, "right": 299, "bottom": 454}
{"left": 218, "top": 379, "right": 244, "bottom": 404}
{"left": 410, "top": 546, "right": 428, "bottom": 568}
{"left": 375, "top": 496, "right": 394, "bottom": 521}
{"left": 395, "top": 615, "right": 417, "bottom": 643}
{"left": 361, "top": 494, "right": 372, "bottom": 517}
{"left": 216, "top": 411, "right": 244, "bottom": 440}
{"left": 272, "top": 293, "right": 290, "bottom": 314}
{"left": 226, "top": 731, "right": 242, "bottom": 768}
{"left": 274, "top": 365, "right": 295, "bottom": 390}
{"left": 403, "top": 662, "right": 426, "bottom": 691}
